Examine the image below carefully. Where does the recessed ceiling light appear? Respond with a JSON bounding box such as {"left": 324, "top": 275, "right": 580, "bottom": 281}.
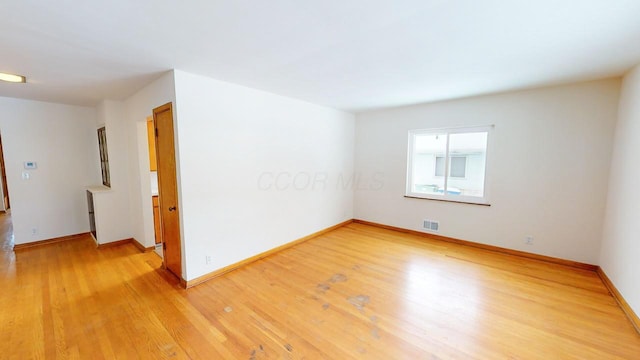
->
{"left": 0, "top": 72, "right": 26, "bottom": 83}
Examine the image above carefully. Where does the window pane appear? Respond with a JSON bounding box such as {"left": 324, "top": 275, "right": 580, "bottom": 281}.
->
{"left": 412, "top": 133, "right": 446, "bottom": 195}
{"left": 449, "top": 156, "right": 466, "bottom": 178}
{"left": 435, "top": 156, "right": 445, "bottom": 177}
{"left": 446, "top": 132, "right": 487, "bottom": 197}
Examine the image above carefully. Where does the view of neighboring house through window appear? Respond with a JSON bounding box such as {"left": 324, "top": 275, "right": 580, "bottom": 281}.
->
{"left": 435, "top": 156, "right": 466, "bottom": 178}
{"left": 406, "top": 126, "right": 491, "bottom": 204}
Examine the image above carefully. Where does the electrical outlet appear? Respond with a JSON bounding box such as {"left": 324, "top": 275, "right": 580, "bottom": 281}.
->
{"left": 525, "top": 236, "right": 534, "bottom": 245}
{"left": 205, "top": 255, "right": 211, "bottom": 265}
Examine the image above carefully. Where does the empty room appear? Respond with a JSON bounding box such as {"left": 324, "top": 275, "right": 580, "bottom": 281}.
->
{"left": 0, "top": 1, "right": 639, "bottom": 359}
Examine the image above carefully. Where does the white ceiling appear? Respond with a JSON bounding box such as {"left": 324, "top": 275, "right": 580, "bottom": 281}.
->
{"left": 1, "top": 0, "right": 640, "bottom": 112}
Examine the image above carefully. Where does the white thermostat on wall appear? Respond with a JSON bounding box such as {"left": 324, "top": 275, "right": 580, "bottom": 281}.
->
{"left": 23, "top": 161, "right": 37, "bottom": 169}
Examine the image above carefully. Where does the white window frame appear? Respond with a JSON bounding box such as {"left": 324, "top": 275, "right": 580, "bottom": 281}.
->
{"left": 406, "top": 125, "right": 492, "bottom": 205}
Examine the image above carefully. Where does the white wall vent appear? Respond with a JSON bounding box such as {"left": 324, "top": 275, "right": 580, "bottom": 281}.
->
{"left": 423, "top": 219, "right": 439, "bottom": 232}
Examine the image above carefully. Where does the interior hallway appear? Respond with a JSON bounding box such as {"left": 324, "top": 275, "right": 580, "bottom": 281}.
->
{"left": 0, "top": 215, "right": 639, "bottom": 359}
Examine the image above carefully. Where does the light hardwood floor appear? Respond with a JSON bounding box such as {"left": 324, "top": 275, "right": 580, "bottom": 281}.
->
{"left": 1, "top": 212, "right": 638, "bottom": 359}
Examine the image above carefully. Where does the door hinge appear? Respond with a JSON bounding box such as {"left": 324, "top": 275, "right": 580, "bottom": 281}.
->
{"left": 155, "top": 128, "right": 158, "bottom": 137}
{"left": 163, "top": 242, "right": 166, "bottom": 250}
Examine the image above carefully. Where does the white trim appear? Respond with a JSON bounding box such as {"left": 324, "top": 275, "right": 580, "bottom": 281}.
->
{"left": 410, "top": 124, "right": 494, "bottom": 135}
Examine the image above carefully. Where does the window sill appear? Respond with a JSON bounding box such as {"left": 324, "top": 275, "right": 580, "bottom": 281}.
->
{"left": 404, "top": 195, "right": 491, "bottom": 206}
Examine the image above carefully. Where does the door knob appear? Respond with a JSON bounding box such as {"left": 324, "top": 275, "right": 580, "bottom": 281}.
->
{"left": 168, "top": 206, "right": 176, "bottom": 211}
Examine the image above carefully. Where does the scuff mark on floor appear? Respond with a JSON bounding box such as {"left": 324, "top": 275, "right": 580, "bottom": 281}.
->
{"left": 328, "top": 273, "right": 348, "bottom": 283}
{"left": 249, "top": 344, "right": 265, "bottom": 360}
{"left": 223, "top": 306, "right": 233, "bottom": 313}
{"left": 347, "top": 294, "right": 370, "bottom": 311}
{"left": 159, "top": 343, "right": 177, "bottom": 357}
{"left": 369, "top": 315, "right": 381, "bottom": 340}
{"left": 316, "top": 283, "right": 331, "bottom": 293}
{"left": 322, "top": 303, "right": 330, "bottom": 310}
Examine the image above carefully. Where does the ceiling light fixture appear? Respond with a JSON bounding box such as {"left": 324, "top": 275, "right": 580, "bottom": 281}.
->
{"left": 0, "top": 72, "right": 26, "bottom": 83}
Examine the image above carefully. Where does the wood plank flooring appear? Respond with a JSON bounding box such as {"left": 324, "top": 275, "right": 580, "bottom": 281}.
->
{"left": 1, "top": 212, "right": 639, "bottom": 359}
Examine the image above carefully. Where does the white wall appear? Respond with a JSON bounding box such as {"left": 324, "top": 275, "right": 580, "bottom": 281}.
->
{"left": 124, "top": 71, "right": 176, "bottom": 248}
{"left": 355, "top": 80, "right": 620, "bottom": 264}
{"left": 0, "top": 96, "right": 100, "bottom": 244}
{"left": 91, "top": 100, "right": 133, "bottom": 244}
{"left": 600, "top": 65, "right": 640, "bottom": 316}
{"left": 173, "top": 70, "right": 355, "bottom": 280}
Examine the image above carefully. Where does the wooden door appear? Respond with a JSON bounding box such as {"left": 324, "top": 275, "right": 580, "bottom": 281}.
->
{"left": 152, "top": 103, "right": 182, "bottom": 278}
{"left": 0, "top": 134, "right": 10, "bottom": 210}
{"left": 152, "top": 196, "right": 162, "bottom": 244}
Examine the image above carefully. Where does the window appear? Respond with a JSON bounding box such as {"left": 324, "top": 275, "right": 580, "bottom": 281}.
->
{"left": 406, "top": 125, "right": 491, "bottom": 204}
{"left": 97, "top": 127, "right": 110, "bottom": 187}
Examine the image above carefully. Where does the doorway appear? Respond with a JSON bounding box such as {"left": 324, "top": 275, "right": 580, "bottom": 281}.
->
{"left": 152, "top": 103, "right": 182, "bottom": 279}
{"left": 0, "top": 133, "right": 10, "bottom": 211}
{"left": 0, "top": 211, "right": 13, "bottom": 254}
{"left": 146, "top": 116, "right": 163, "bottom": 258}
